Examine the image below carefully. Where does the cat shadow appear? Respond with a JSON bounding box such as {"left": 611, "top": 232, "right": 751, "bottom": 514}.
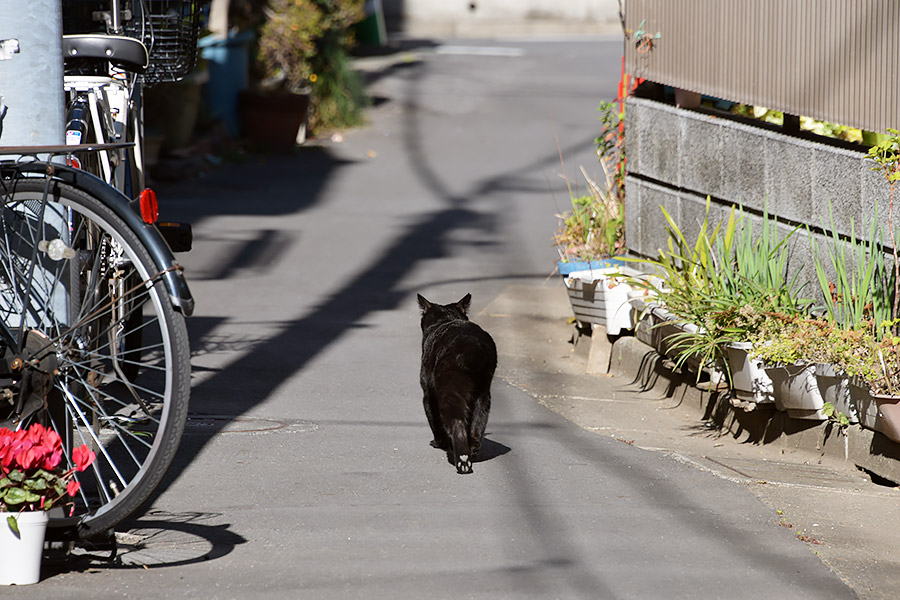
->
{"left": 473, "top": 436, "right": 511, "bottom": 463}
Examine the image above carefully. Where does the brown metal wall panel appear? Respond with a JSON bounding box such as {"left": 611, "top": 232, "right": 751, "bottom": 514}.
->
{"left": 624, "top": 0, "right": 900, "bottom": 133}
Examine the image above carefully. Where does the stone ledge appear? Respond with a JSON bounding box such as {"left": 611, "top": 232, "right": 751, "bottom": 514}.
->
{"left": 606, "top": 333, "right": 900, "bottom": 485}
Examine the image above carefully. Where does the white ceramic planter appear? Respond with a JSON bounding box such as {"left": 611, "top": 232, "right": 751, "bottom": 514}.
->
{"left": 764, "top": 363, "right": 826, "bottom": 420}
{"left": 0, "top": 511, "right": 48, "bottom": 585}
{"left": 724, "top": 342, "right": 774, "bottom": 406}
{"left": 564, "top": 267, "right": 639, "bottom": 335}
{"left": 628, "top": 294, "right": 656, "bottom": 347}
{"left": 814, "top": 363, "right": 857, "bottom": 424}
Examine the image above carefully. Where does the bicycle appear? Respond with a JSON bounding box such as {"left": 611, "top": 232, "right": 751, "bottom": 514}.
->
{"left": 0, "top": 145, "right": 194, "bottom": 540}
{"left": 61, "top": 0, "right": 202, "bottom": 198}
{"left": 0, "top": 0, "right": 200, "bottom": 540}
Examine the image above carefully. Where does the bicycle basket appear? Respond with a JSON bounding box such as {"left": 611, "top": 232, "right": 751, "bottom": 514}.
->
{"left": 127, "top": 0, "right": 203, "bottom": 84}
{"left": 61, "top": 1, "right": 203, "bottom": 84}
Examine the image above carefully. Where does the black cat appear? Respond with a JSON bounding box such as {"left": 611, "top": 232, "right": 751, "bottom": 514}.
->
{"left": 417, "top": 293, "right": 497, "bottom": 474}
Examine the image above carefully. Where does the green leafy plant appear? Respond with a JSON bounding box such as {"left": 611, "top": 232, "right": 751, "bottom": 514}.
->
{"left": 0, "top": 424, "right": 96, "bottom": 535}
{"left": 553, "top": 164, "right": 624, "bottom": 263}
{"left": 822, "top": 402, "right": 851, "bottom": 429}
{"left": 622, "top": 198, "right": 725, "bottom": 376}
{"left": 595, "top": 100, "right": 625, "bottom": 199}
{"left": 256, "top": 0, "right": 368, "bottom": 132}
{"left": 258, "top": 0, "right": 325, "bottom": 92}
{"left": 866, "top": 128, "right": 900, "bottom": 324}
{"left": 809, "top": 209, "right": 892, "bottom": 334}
{"left": 750, "top": 316, "right": 900, "bottom": 396}
{"left": 750, "top": 317, "right": 835, "bottom": 366}
{"left": 728, "top": 105, "right": 862, "bottom": 142}
{"left": 628, "top": 201, "right": 810, "bottom": 381}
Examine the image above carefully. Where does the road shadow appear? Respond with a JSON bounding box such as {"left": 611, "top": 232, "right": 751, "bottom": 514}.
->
{"left": 41, "top": 511, "right": 246, "bottom": 577}
{"left": 146, "top": 45, "right": 600, "bottom": 508}
{"left": 473, "top": 436, "right": 511, "bottom": 463}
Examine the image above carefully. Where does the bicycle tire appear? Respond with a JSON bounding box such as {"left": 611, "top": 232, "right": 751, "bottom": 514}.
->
{"left": 0, "top": 177, "right": 190, "bottom": 537}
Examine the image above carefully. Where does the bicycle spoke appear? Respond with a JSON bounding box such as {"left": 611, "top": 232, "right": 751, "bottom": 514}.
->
{"left": 0, "top": 175, "right": 189, "bottom": 533}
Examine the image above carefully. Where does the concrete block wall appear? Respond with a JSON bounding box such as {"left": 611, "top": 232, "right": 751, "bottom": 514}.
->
{"left": 625, "top": 95, "right": 895, "bottom": 299}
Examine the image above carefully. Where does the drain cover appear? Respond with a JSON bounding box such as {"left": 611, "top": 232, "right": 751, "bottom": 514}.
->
{"left": 184, "top": 414, "right": 318, "bottom": 436}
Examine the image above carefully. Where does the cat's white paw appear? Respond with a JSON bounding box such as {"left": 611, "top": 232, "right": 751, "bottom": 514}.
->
{"left": 456, "top": 455, "right": 472, "bottom": 474}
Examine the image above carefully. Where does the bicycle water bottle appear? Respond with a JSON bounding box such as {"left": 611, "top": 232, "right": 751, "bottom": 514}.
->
{"left": 65, "top": 96, "right": 89, "bottom": 146}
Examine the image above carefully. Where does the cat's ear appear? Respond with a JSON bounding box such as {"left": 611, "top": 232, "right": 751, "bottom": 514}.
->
{"left": 457, "top": 293, "right": 472, "bottom": 314}
{"left": 417, "top": 294, "right": 432, "bottom": 313}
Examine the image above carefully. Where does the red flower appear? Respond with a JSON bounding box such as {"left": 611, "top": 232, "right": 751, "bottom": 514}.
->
{"left": 18, "top": 445, "right": 37, "bottom": 470}
{"left": 0, "top": 439, "right": 12, "bottom": 470}
{"left": 43, "top": 428, "right": 61, "bottom": 451}
{"left": 25, "top": 423, "right": 45, "bottom": 445}
{"left": 72, "top": 445, "right": 96, "bottom": 472}
{"left": 66, "top": 479, "right": 80, "bottom": 497}
{"left": 42, "top": 449, "right": 62, "bottom": 471}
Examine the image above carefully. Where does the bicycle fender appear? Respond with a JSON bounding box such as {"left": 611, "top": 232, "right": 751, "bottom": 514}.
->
{"left": 16, "top": 162, "right": 195, "bottom": 316}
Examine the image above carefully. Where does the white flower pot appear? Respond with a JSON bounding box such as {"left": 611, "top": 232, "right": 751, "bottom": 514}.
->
{"left": 724, "top": 342, "right": 774, "bottom": 406}
{"left": 564, "top": 267, "right": 639, "bottom": 335}
{"left": 0, "top": 511, "right": 48, "bottom": 585}
{"left": 628, "top": 294, "right": 656, "bottom": 347}
{"left": 764, "top": 363, "right": 826, "bottom": 420}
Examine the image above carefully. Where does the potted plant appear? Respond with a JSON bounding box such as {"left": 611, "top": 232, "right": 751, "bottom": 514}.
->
{"left": 750, "top": 318, "right": 834, "bottom": 420}
{"left": 622, "top": 198, "right": 722, "bottom": 372}
{"left": 0, "top": 424, "right": 95, "bottom": 585}
{"left": 836, "top": 326, "right": 900, "bottom": 442}
{"left": 554, "top": 154, "right": 635, "bottom": 334}
{"left": 240, "top": 0, "right": 319, "bottom": 150}
{"left": 554, "top": 164, "right": 626, "bottom": 275}
{"left": 241, "top": 0, "right": 367, "bottom": 150}
{"left": 555, "top": 100, "right": 626, "bottom": 276}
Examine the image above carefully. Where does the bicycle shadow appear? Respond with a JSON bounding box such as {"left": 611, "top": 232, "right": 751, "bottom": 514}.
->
{"left": 41, "top": 511, "right": 247, "bottom": 577}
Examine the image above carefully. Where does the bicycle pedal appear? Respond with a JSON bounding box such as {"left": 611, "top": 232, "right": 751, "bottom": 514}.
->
{"left": 157, "top": 222, "right": 192, "bottom": 252}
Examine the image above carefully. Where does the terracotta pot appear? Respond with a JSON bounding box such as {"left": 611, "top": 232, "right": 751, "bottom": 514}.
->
{"left": 872, "top": 394, "right": 900, "bottom": 443}
{"left": 851, "top": 380, "right": 900, "bottom": 443}
{"left": 238, "top": 90, "right": 310, "bottom": 152}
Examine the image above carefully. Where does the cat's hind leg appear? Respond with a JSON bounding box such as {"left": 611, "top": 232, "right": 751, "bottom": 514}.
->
{"left": 468, "top": 391, "right": 491, "bottom": 458}
{"left": 423, "top": 389, "right": 449, "bottom": 450}
{"left": 450, "top": 419, "right": 473, "bottom": 474}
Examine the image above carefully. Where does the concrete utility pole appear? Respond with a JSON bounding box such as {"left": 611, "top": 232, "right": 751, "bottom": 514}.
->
{"left": 0, "top": 1, "right": 65, "bottom": 145}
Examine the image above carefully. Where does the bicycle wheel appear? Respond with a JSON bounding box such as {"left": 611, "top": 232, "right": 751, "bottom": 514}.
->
{"left": 0, "top": 177, "right": 190, "bottom": 537}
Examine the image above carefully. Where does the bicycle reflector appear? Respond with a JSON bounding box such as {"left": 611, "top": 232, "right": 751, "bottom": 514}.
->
{"left": 139, "top": 188, "right": 159, "bottom": 224}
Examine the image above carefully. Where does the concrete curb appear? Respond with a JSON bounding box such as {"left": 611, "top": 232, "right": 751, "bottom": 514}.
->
{"left": 603, "top": 333, "right": 900, "bottom": 485}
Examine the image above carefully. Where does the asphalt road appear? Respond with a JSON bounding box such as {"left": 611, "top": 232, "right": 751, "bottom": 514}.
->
{"left": 21, "top": 38, "right": 858, "bottom": 598}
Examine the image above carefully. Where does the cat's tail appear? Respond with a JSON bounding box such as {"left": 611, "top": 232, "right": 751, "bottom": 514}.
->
{"left": 450, "top": 419, "right": 473, "bottom": 474}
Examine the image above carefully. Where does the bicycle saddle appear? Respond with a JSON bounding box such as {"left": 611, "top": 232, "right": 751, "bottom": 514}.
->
{"left": 62, "top": 34, "right": 149, "bottom": 73}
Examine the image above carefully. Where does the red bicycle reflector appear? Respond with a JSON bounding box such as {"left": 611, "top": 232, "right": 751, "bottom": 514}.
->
{"left": 139, "top": 188, "right": 159, "bottom": 224}
{"left": 66, "top": 156, "right": 82, "bottom": 170}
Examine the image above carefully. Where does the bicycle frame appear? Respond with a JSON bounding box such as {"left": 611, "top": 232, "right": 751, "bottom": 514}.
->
{"left": 0, "top": 150, "right": 193, "bottom": 316}
{"left": 65, "top": 75, "right": 144, "bottom": 196}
